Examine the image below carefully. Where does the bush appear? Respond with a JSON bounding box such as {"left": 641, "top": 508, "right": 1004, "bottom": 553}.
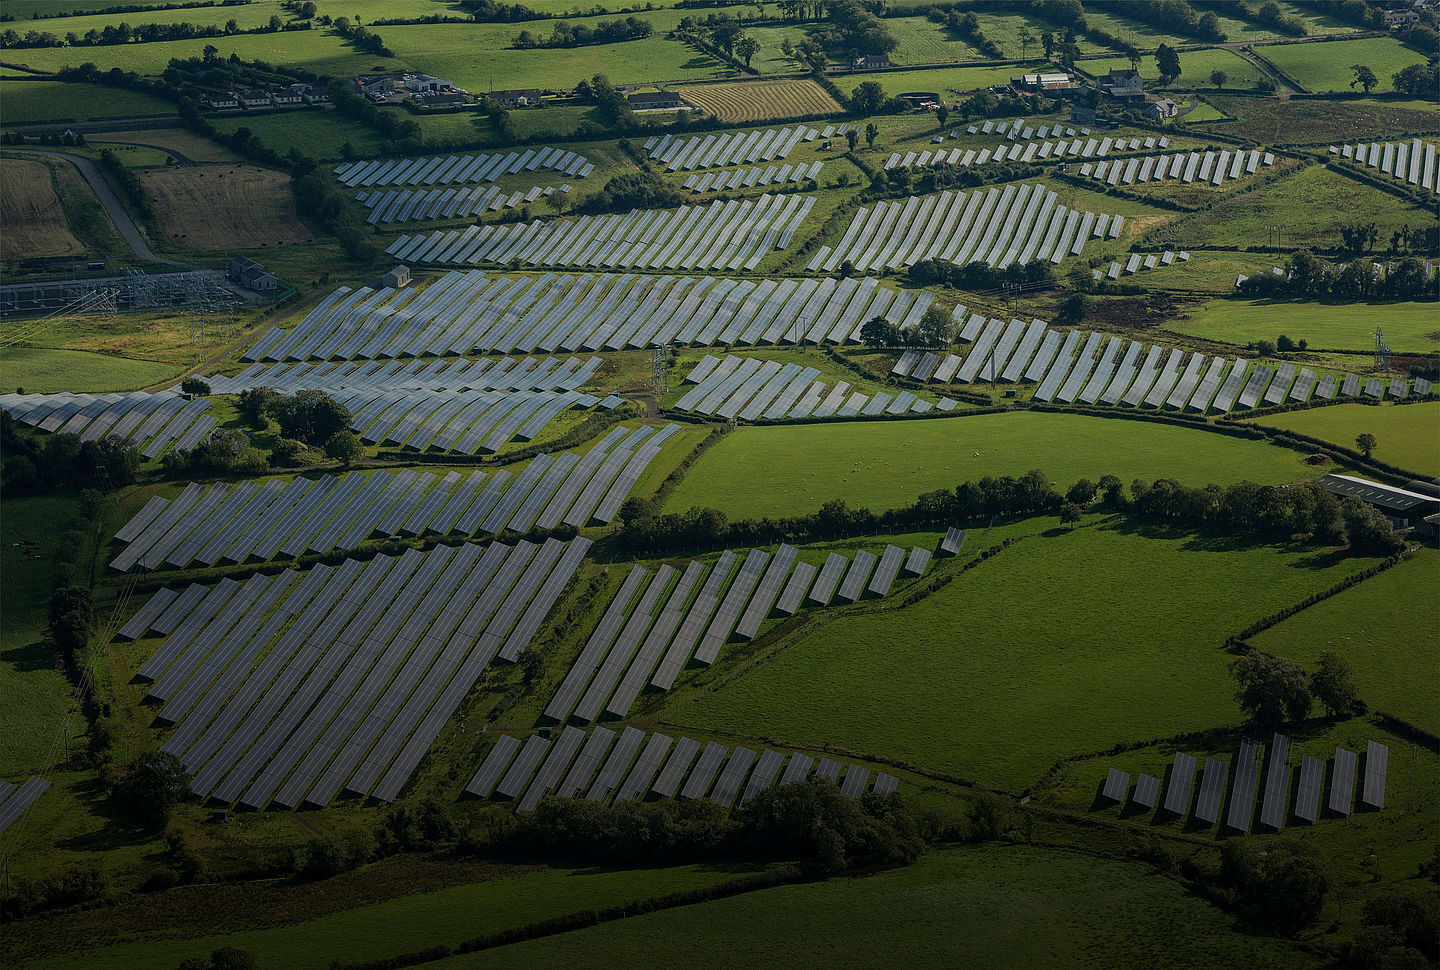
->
{"left": 1219, "top": 837, "right": 1329, "bottom": 931}
{"left": 117, "top": 751, "right": 192, "bottom": 830}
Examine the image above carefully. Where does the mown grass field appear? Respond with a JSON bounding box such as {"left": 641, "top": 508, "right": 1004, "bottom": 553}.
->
{"left": 664, "top": 412, "right": 1331, "bottom": 519}
{"left": 137, "top": 164, "right": 313, "bottom": 251}
{"left": 1169, "top": 298, "right": 1440, "bottom": 355}
{"left": 833, "top": 63, "right": 1043, "bottom": 98}
{"left": 1076, "top": 48, "right": 1259, "bottom": 88}
{"left": 1196, "top": 96, "right": 1440, "bottom": 144}
{"left": 88, "top": 128, "right": 242, "bottom": 163}
{"left": 17, "top": 858, "right": 780, "bottom": 970}
{"left": 0, "top": 347, "right": 180, "bottom": 393}
{"left": 1255, "top": 37, "right": 1430, "bottom": 93}
{"left": 884, "top": 16, "right": 987, "bottom": 64}
{"left": 211, "top": 111, "right": 388, "bottom": 162}
{"left": 0, "top": 494, "right": 83, "bottom": 778}
{"left": 0, "top": 157, "right": 83, "bottom": 259}
{"left": 1244, "top": 401, "right": 1439, "bottom": 476}
{"left": 678, "top": 78, "right": 842, "bottom": 123}
{"left": 1252, "top": 548, "right": 1439, "bottom": 734}
{"left": 1150, "top": 163, "right": 1425, "bottom": 252}
{"left": 663, "top": 520, "right": 1381, "bottom": 791}
{"left": 439, "top": 844, "right": 1317, "bottom": 970}
{"left": 1202, "top": 1, "right": 1364, "bottom": 42}
{"left": 0, "top": 79, "right": 175, "bottom": 123}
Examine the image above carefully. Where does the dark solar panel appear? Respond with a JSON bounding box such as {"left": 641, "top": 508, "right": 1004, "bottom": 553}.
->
{"left": 1259, "top": 733, "right": 1291, "bottom": 830}
{"left": 1293, "top": 755, "right": 1324, "bottom": 824}
{"left": 1102, "top": 767, "right": 1129, "bottom": 804}
{"left": 1194, "top": 757, "right": 1227, "bottom": 824}
{"left": 465, "top": 735, "right": 522, "bottom": 797}
{"left": 1162, "top": 752, "right": 1196, "bottom": 817}
{"left": 1361, "top": 740, "right": 1388, "bottom": 809}
{"left": 1226, "top": 738, "right": 1262, "bottom": 833}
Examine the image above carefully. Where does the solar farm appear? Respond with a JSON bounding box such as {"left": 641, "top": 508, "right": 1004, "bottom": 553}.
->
{"left": 1, "top": 3, "right": 1436, "bottom": 967}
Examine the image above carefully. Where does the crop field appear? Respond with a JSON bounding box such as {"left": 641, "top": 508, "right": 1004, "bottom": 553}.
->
{"left": 1196, "top": 96, "right": 1440, "bottom": 144}
{"left": 0, "top": 157, "right": 84, "bottom": 259}
{"left": 883, "top": 17, "right": 988, "bottom": 64}
{"left": 1169, "top": 298, "right": 1440, "bottom": 355}
{"left": 0, "top": 347, "right": 180, "bottom": 394}
{"left": 663, "top": 522, "right": 1381, "bottom": 792}
{"left": 1076, "top": 48, "right": 1259, "bottom": 88}
{"left": 677, "top": 78, "right": 843, "bottom": 123}
{"left": 1150, "top": 164, "right": 1424, "bottom": 253}
{"left": 1255, "top": 37, "right": 1430, "bottom": 94}
{"left": 136, "top": 164, "right": 312, "bottom": 251}
{"left": 664, "top": 412, "right": 1329, "bottom": 519}
{"left": 0, "top": 79, "right": 176, "bottom": 124}
{"left": 443, "top": 844, "right": 1317, "bottom": 969}
{"left": 1243, "top": 401, "right": 1440, "bottom": 475}
{"left": 833, "top": 63, "right": 1042, "bottom": 98}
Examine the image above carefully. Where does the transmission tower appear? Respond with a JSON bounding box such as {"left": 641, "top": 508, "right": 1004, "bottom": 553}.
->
{"left": 651, "top": 346, "right": 670, "bottom": 397}
{"left": 1373, "top": 327, "right": 1392, "bottom": 375}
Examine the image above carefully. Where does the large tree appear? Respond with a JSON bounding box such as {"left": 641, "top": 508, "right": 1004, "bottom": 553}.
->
{"left": 1155, "top": 43, "right": 1181, "bottom": 83}
{"left": 1310, "top": 651, "right": 1358, "bottom": 716}
{"left": 1230, "top": 652, "right": 1311, "bottom": 727}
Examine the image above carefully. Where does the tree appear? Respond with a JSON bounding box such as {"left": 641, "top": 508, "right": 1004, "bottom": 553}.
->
{"left": 1018, "top": 25, "right": 1033, "bottom": 60}
{"left": 180, "top": 377, "right": 211, "bottom": 396}
{"left": 859, "top": 315, "right": 896, "bottom": 348}
{"left": 1056, "top": 291, "right": 1092, "bottom": 325}
{"left": 864, "top": 122, "right": 878, "bottom": 148}
{"left": 1230, "top": 652, "right": 1312, "bottom": 727}
{"left": 850, "top": 80, "right": 886, "bottom": 116}
{"left": 1254, "top": 339, "right": 1276, "bottom": 357}
{"left": 1350, "top": 63, "right": 1377, "bottom": 94}
{"left": 1355, "top": 432, "right": 1377, "bottom": 459}
{"left": 735, "top": 34, "right": 760, "bottom": 69}
{"left": 1341, "top": 497, "right": 1404, "bottom": 555}
{"left": 1310, "top": 651, "right": 1358, "bottom": 717}
{"left": 324, "top": 430, "right": 362, "bottom": 467}
{"left": 1041, "top": 31, "right": 1055, "bottom": 58}
{"left": 845, "top": 127, "right": 858, "bottom": 151}
{"left": 935, "top": 103, "right": 949, "bottom": 129}
{"left": 1351, "top": 890, "right": 1440, "bottom": 969}
{"left": 1211, "top": 69, "right": 1227, "bottom": 89}
{"left": 1155, "top": 44, "right": 1181, "bottom": 83}
{"left": 913, "top": 305, "right": 954, "bottom": 347}
{"left": 271, "top": 390, "right": 351, "bottom": 445}
{"left": 1059, "top": 502, "right": 1082, "bottom": 528}
{"left": 1066, "top": 478, "right": 1096, "bottom": 505}
{"left": 118, "top": 751, "right": 192, "bottom": 829}
{"left": 1221, "top": 838, "right": 1330, "bottom": 931}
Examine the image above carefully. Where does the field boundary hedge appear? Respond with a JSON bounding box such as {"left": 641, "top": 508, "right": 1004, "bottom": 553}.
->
{"left": 1224, "top": 548, "right": 1411, "bottom": 649}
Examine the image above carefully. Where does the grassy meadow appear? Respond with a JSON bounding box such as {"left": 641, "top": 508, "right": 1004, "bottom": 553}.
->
{"left": 664, "top": 412, "right": 1335, "bottom": 519}
{"left": 0, "top": 347, "right": 181, "bottom": 394}
{"left": 1243, "top": 401, "right": 1439, "bottom": 476}
{"left": 1256, "top": 37, "right": 1431, "bottom": 93}
{"left": 1195, "top": 96, "right": 1440, "bottom": 144}
{"left": 661, "top": 520, "right": 1382, "bottom": 791}
{"left": 833, "top": 63, "right": 1043, "bottom": 98}
{"left": 0, "top": 79, "right": 175, "bottom": 123}
{"left": 439, "top": 843, "right": 1317, "bottom": 969}
{"left": 1170, "top": 298, "right": 1440, "bottom": 355}
{"left": 1076, "top": 48, "right": 1259, "bottom": 87}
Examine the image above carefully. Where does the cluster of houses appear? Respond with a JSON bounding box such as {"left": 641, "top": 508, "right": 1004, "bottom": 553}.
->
{"left": 354, "top": 73, "right": 470, "bottom": 107}
{"left": 202, "top": 83, "right": 328, "bottom": 111}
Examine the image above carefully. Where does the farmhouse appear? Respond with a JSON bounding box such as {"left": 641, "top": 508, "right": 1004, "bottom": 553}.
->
{"left": 488, "top": 88, "right": 546, "bottom": 107}
{"left": 269, "top": 89, "right": 304, "bottom": 107}
{"left": 355, "top": 73, "right": 401, "bottom": 96}
{"left": 237, "top": 89, "right": 271, "bottom": 109}
{"left": 627, "top": 90, "right": 693, "bottom": 110}
{"left": 853, "top": 54, "right": 892, "bottom": 69}
{"left": 1142, "top": 97, "right": 1179, "bottom": 119}
{"left": 204, "top": 92, "right": 240, "bottom": 110}
{"left": 421, "top": 91, "right": 469, "bottom": 107}
{"left": 1319, "top": 473, "right": 1440, "bottom": 529}
{"left": 1100, "top": 68, "right": 1144, "bottom": 101}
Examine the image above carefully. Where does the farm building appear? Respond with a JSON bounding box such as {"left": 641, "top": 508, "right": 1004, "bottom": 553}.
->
{"left": 230, "top": 257, "right": 280, "bottom": 293}
{"left": 421, "top": 92, "right": 468, "bottom": 107}
{"left": 383, "top": 265, "right": 411, "bottom": 289}
{"left": 628, "top": 91, "right": 693, "bottom": 110}
{"left": 356, "top": 74, "right": 401, "bottom": 96}
{"left": 853, "top": 54, "right": 892, "bottom": 69}
{"left": 488, "top": 88, "right": 546, "bottom": 107}
{"left": 1014, "top": 72, "right": 1078, "bottom": 93}
{"left": 405, "top": 74, "right": 454, "bottom": 93}
{"left": 896, "top": 92, "right": 942, "bottom": 109}
{"left": 1319, "top": 473, "right": 1440, "bottom": 529}
{"left": 1101, "top": 68, "right": 1144, "bottom": 101}
{"left": 1143, "top": 98, "right": 1179, "bottom": 119}
{"left": 237, "top": 89, "right": 271, "bottom": 108}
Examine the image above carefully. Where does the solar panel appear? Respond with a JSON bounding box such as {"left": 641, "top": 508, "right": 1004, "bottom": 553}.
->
{"left": 1162, "top": 752, "right": 1196, "bottom": 817}
{"left": 939, "top": 528, "right": 966, "bottom": 555}
{"left": 555, "top": 727, "right": 616, "bottom": 798}
{"left": 741, "top": 749, "right": 786, "bottom": 805}
{"left": 496, "top": 735, "right": 550, "bottom": 799}
{"left": 1226, "top": 738, "right": 1262, "bottom": 832}
{"left": 1330, "top": 746, "right": 1357, "bottom": 816}
{"left": 709, "top": 747, "right": 757, "bottom": 808}
{"left": 616, "top": 732, "right": 674, "bottom": 802}
{"left": 1133, "top": 773, "right": 1160, "bottom": 810}
{"left": 873, "top": 772, "right": 898, "bottom": 795}
{"left": 1102, "top": 767, "right": 1129, "bottom": 803}
{"left": 1293, "top": 755, "right": 1324, "bottom": 824}
{"left": 1362, "top": 740, "right": 1388, "bottom": 809}
{"left": 867, "top": 545, "right": 906, "bottom": 597}
{"left": 587, "top": 726, "right": 647, "bottom": 802}
{"left": 652, "top": 737, "right": 703, "bottom": 797}
{"left": 807, "top": 552, "right": 848, "bottom": 606}
{"left": 836, "top": 549, "right": 877, "bottom": 602}
{"left": 680, "top": 741, "right": 729, "bottom": 799}
{"left": 0, "top": 777, "right": 50, "bottom": 835}
{"left": 464, "top": 735, "right": 522, "bottom": 797}
{"left": 815, "top": 758, "right": 842, "bottom": 783}
{"left": 1259, "top": 733, "right": 1291, "bottom": 830}
{"left": 736, "top": 544, "right": 798, "bottom": 638}
{"left": 694, "top": 548, "right": 769, "bottom": 665}
{"left": 780, "top": 754, "right": 814, "bottom": 785}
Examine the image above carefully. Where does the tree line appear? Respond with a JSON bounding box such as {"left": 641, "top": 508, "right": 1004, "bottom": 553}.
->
{"left": 1236, "top": 251, "right": 1438, "bottom": 302}
{"left": 514, "top": 15, "right": 652, "bottom": 49}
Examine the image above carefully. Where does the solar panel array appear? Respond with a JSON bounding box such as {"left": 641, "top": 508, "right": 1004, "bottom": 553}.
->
{"left": 1078, "top": 149, "right": 1275, "bottom": 188}
{"left": 1331, "top": 139, "right": 1439, "bottom": 195}
{"left": 107, "top": 426, "right": 676, "bottom": 573}
{"left": 126, "top": 537, "right": 589, "bottom": 808}
{"left": 545, "top": 543, "right": 929, "bottom": 720}
{"left": 201, "top": 355, "right": 601, "bottom": 397}
{"left": 807, "top": 183, "right": 1121, "bottom": 274}
{"left": 1092, "top": 250, "right": 1190, "bottom": 281}
{"left": 885, "top": 134, "right": 1169, "bottom": 171}
{"left": 359, "top": 182, "right": 556, "bottom": 224}
{"left": 334, "top": 147, "right": 592, "bottom": 187}
{"left": 0, "top": 391, "right": 218, "bottom": 460}
{"left": 384, "top": 192, "right": 814, "bottom": 271}
{"left": 684, "top": 161, "right": 823, "bottom": 192}
{"left": 0, "top": 776, "right": 50, "bottom": 835}
{"left": 647, "top": 126, "right": 816, "bottom": 171}
{"left": 678, "top": 355, "right": 935, "bottom": 420}
{"left": 466, "top": 727, "right": 896, "bottom": 812}
{"left": 1099, "top": 737, "right": 1387, "bottom": 828}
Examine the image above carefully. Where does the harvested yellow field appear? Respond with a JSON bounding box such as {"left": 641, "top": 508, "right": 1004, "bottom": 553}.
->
{"left": 679, "top": 78, "right": 842, "bottom": 123}
{"left": 0, "top": 158, "right": 83, "bottom": 259}
{"left": 137, "top": 164, "right": 312, "bottom": 251}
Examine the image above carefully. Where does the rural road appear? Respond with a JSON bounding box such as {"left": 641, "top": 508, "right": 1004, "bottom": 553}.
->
{"left": 3, "top": 148, "right": 190, "bottom": 268}
{"left": 88, "top": 141, "right": 199, "bottom": 165}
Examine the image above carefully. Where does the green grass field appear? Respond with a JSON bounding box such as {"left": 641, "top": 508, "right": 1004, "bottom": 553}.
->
{"left": 20, "top": 859, "right": 778, "bottom": 970}
{"left": 437, "top": 844, "right": 1317, "bottom": 969}
{"left": 662, "top": 520, "right": 1381, "bottom": 791}
{"left": 1077, "top": 48, "right": 1259, "bottom": 88}
{"left": 884, "top": 16, "right": 989, "bottom": 64}
{"left": 1195, "top": 96, "right": 1440, "bottom": 144}
{"left": 833, "top": 63, "right": 1043, "bottom": 98}
{"left": 1252, "top": 548, "right": 1439, "bottom": 734}
{"left": 1243, "top": 401, "right": 1439, "bottom": 476}
{"left": 0, "top": 494, "right": 83, "bottom": 778}
{"left": 664, "top": 412, "right": 1336, "bottom": 519}
{"left": 1255, "top": 37, "right": 1430, "bottom": 94}
{"left": 0, "top": 79, "right": 176, "bottom": 123}
{"left": 1170, "top": 298, "right": 1440, "bottom": 355}
{"left": 0, "top": 347, "right": 181, "bottom": 394}
{"left": 211, "top": 111, "right": 387, "bottom": 161}
{"left": 1151, "top": 163, "right": 1426, "bottom": 253}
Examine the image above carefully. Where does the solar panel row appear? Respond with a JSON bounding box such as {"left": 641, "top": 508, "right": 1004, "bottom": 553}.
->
{"left": 386, "top": 192, "right": 814, "bottom": 272}
{"left": 884, "top": 134, "right": 1167, "bottom": 172}
{"left": 648, "top": 126, "right": 815, "bottom": 171}
{"left": 0, "top": 776, "right": 51, "bottom": 835}
{"left": 360, "top": 182, "right": 556, "bottom": 224}
{"left": 130, "top": 537, "right": 588, "bottom": 809}
{"left": 200, "top": 355, "right": 601, "bottom": 396}
{"left": 685, "top": 161, "right": 823, "bottom": 192}
{"left": 0, "top": 391, "right": 218, "bottom": 461}
{"left": 679, "top": 355, "right": 932, "bottom": 418}
{"left": 810, "top": 183, "right": 1120, "bottom": 274}
{"left": 1331, "top": 138, "right": 1439, "bottom": 195}
{"left": 465, "top": 729, "right": 893, "bottom": 813}
{"left": 334, "top": 147, "right": 592, "bottom": 188}
{"left": 1079, "top": 149, "right": 1275, "bottom": 189}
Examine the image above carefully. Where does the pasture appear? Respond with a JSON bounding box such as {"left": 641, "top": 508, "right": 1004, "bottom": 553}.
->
{"left": 1170, "top": 298, "right": 1440, "bottom": 355}
{"left": 441, "top": 844, "right": 1317, "bottom": 969}
{"left": 1243, "top": 401, "right": 1440, "bottom": 476}
{"left": 663, "top": 412, "right": 1328, "bottom": 520}
{"left": 1256, "top": 37, "right": 1430, "bottom": 93}
{"left": 677, "top": 78, "right": 843, "bottom": 123}
{"left": 88, "top": 128, "right": 242, "bottom": 164}
{"left": 1151, "top": 163, "right": 1424, "bottom": 253}
{"left": 0, "top": 347, "right": 180, "bottom": 394}
{"left": 832, "top": 63, "right": 1042, "bottom": 98}
{"left": 662, "top": 521, "right": 1382, "bottom": 791}
{"left": 136, "top": 164, "right": 312, "bottom": 251}
{"left": 211, "top": 112, "right": 387, "bottom": 162}
{"left": 0, "top": 79, "right": 175, "bottom": 124}
{"left": 883, "top": 17, "right": 988, "bottom": 64}
{"left": 1252, "top": 548, "right": 1439, "bottom": 734}
{"left": 1076, "top": 48, "right": 1259, "bottom": 87}
{"left": 1195, "top": 96, "right": 1440, "bottom": 144}
{"left": 0, "top": 157, "right": 83, "bottom": 259}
